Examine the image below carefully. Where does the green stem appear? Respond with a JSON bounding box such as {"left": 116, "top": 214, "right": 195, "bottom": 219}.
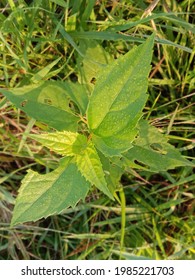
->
{"left": 119, "top": 187, "right": 126, "bottom": 259}
{"left": 8, "top": 0, "right": 16, "bottom": 10}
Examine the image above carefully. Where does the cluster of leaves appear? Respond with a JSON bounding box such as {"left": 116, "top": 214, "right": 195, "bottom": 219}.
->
{"left": 0, "top": 0, "right": 194, "bottom": 260}
{"left": 1, "top": 33, "right": 193, "bottom": 226}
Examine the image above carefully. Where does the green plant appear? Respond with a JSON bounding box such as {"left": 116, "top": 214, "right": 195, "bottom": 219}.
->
{"left": 0, "top": 0, "right": 194, "bottom": 260}
{"left": 1, "top": 33, "right": 193, "bottom": 231}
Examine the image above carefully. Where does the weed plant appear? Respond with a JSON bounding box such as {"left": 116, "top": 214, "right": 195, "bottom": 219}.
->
{"left": 0, "top": 0, "right": 194, "bottom": 260}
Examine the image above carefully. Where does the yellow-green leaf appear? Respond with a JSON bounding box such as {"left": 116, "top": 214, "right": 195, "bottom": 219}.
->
{"left": 75, "top": 142, "right": 114, "bottom": 199}
{"left": 31, "top": 132, "right": 113, "bottom": 199}
{"left": 30, "top": 132, "right": 88, "bottom": 156}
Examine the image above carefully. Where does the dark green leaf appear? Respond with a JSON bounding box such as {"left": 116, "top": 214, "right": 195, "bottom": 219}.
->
{"left": 1, "top": 81, "right": 79, "bottom": 131}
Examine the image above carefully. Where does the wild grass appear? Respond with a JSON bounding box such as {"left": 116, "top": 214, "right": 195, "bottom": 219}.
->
{"left": 0, "top": 0, "right": 194, "bottom": 259}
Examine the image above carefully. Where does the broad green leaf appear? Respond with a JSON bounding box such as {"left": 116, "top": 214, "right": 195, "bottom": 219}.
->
{"left": 98, "top": 151, "right": 123, "bottom": 194}
{"left": 31, "top": 132, "right": 113, "bottom": 199}
{"left": 63, "top": 81, "right": 89, "bottom": 115}
{"left": 77, "top": 40, "right": 112, "bottom": 85}
{"left": 87, "top": 34, "right": 154, "bottom": 156}
{"left": 11, "top": 158, "right": 90, "bottom": 226}
{"left": 37, "top": 82, "right": 70, "bottom": 111}
{"left": 0, "top": 81, "right": 79, "bottom": 131}
{"left": 38, "top": 80, "right": 88, "bottom": 114}
{"left": 123, "top": 120, "right": 194, "bottom": 172}
{"left": 30, "top": 131, "right": 88, "bottom": 157}
{"left": 75, "top": 142, "right": 113, "bottom": 199}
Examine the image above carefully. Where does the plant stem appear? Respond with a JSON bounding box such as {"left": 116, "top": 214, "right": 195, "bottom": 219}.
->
{"left": 119, "top": 187, "right": 126, "bottom": 259}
